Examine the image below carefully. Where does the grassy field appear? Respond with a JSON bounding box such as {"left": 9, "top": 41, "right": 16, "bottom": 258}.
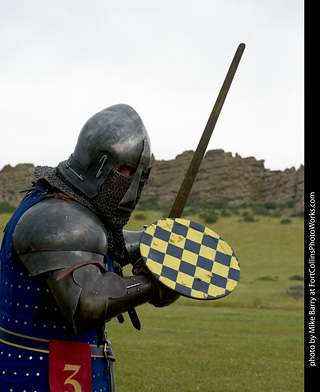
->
{"left": 0, "top": 207, "right": 304, "bottom": 391}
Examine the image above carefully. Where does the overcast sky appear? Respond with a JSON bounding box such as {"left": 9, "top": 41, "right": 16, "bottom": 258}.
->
{"left": 0, "top": 0, "right": 304, "bottom": 172}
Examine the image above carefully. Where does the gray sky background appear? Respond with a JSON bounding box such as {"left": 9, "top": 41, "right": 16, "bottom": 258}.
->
{"left": 0, "top": 0, "right": 304, "bottom": 172}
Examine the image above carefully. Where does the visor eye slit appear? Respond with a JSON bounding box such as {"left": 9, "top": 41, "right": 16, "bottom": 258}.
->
{"left": 116, "top": 165, "right": 136, "bottom": 177}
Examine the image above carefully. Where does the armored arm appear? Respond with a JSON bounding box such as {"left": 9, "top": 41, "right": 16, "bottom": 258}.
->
{"left": 12, "top": 198, "right": 157, "bottom": 331}
{"left": 123, "top": 229, "right": 180, "bottom": 306}
{"left": 123, "top": 229, "right": 144, "bottom": 266}
{"left": 46, "top": 265, "right": 154, "bottom": 330}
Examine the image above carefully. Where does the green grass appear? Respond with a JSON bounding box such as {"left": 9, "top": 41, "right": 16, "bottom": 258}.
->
{"left": 126, "top": 209, "right": 304, "bottom": 311}
{"left": 0, "top": 213, "right": 12, "bottom": 233}
{"left": 0, "top": 209, "right": 304, "bottom": 391}
{"left": 107, "top": 306, "right": 303, "bottom": 391}
{"left": 119, "top": 210, "right": 304, "bottom": 391}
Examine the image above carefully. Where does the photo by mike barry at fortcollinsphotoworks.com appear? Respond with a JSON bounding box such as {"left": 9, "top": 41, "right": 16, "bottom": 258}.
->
{"left": 306, "top": 191, "right": 317, "bottom": 390}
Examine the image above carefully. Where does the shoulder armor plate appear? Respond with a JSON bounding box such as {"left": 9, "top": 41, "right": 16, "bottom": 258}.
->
{"left": 13, "top": 198, "right": 108, "bottom": 275}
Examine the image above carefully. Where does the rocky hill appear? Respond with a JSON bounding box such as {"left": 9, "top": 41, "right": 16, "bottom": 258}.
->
{"left": 144, "top": 149, "right": 304, "bottom": 214}
{"left": 0, "top": 149, "right": 304, "bottom": 213}
{"left": 0, "top": 163, "right": 34, "bottom": 206}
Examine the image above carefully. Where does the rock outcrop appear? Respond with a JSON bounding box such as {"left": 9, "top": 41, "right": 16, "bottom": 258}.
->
{"left": 0, "top": 163, "right": 34, "bottom": 206}
{"left": 144, "top": 149, "right": 304, "bottom": 214}
{"left": 0, "top": 150, "right": 304, "bottom": 213}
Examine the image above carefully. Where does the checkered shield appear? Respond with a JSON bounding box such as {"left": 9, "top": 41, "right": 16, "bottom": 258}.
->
{"left": 140, "top": 218, "right": 240, "bottom": 300}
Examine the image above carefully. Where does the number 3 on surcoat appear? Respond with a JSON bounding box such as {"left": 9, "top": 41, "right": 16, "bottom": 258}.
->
{"left": 64, "top": 364, "right": 82, "bottom": 392}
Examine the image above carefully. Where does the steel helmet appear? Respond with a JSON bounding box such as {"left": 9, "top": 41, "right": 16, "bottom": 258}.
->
{"left": 58, "top": 104, "right": 151, "bottom": 212}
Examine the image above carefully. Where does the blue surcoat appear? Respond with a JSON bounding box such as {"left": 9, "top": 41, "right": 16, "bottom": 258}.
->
{"left": 0, "top": 184, "right": 114, "bottom": 392}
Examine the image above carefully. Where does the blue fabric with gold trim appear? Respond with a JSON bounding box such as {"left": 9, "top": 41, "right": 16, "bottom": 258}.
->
{"left": 0, "top": 183, "right": 114, "bottom": 391}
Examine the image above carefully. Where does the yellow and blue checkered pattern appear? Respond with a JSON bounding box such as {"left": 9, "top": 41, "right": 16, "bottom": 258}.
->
{"left": 140, "top": 218, "right": 240, "bottom": 300}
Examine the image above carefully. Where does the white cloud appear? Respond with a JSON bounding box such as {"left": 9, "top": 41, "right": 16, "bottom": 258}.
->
{"left": 0, "top": 0, "right": 304, "bottom": 171}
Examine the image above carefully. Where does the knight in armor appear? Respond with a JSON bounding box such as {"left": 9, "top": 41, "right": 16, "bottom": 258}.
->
{"left": 0, "top": 104, "right": 178, "bottom": 391}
